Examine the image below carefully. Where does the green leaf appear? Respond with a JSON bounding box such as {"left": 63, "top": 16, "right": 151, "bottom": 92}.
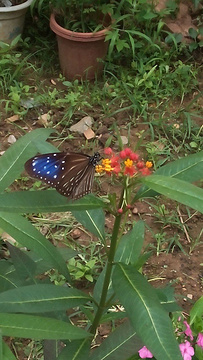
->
{"left": 0, "top": 260, "right": 23, "bottom": 292}
{"left": 195, "top": 343, "right": 203, "bottom": 360}
{"left": 43, "top": 340, "right": 59, "bottom": 360}
{"left": 0, "top": 331, "right": 2, "bottom": 360}
{"left": 0, "top": 191, "right": 105, "bottom": 213}
{"left": 0, "top": 128, "right": 53, "bottom": 193}
{"left": 115, "top": 221, "right": 145, "bottom": 263}
{"left": 0, "top": 212, "right": 70, "bottom": 279}
{"left": 0, "top": 313, "right": 91, "bottom": 340}
{"left": 155, "top": 287, "right": 181, "bottom": 312}
{"left": 136, "top": 151, "right": 203, "bottom": 199}
{"left": 6, "top": 242, "right": 37, "bottom": 283}
{"left": 112, "top": 264, "right": 182, "bottom": 360}
{"left": 57, "top": 338, "right": 91, "bottom": 360}
{"left": 93, "top": 221, "right": 145, "bottom": 305}
{"left": 72, "top": 208, "right": 105, "bottom": 241}
{"left": 190, "top": 296, "right": 203, "bottom": 325}
{"left": 0, "top": 284, "right": 91, "bottom": 313}
{"left": 2, "top": 341, "right": 17, "bottom": 360}
{"left": 188, "top": 27, "right": 198, "bottom": 39}
{"left": 89, "top": 320, "right": 143, "bottom": 360}
{"left": 141, "top": 175, "right": 203, "bottom": 213}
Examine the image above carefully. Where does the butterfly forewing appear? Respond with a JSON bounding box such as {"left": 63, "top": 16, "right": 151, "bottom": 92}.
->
{"left": 25, "top": 152, "right": 67, "bottom": 187}
{"left": 25, "top": 151, "right": 100, "bottom": 200}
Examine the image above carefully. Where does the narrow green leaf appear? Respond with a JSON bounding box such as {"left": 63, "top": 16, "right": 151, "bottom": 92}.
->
{"left": 7, "top": 242, "right": 37, "bottom": 283}
{"left": 155, "top": 287, "right": 181, "bottom": 313}
{"left": 112, "top": 264, "right": 182, "bottom": 360}
{"left": 0, "top": 191, "right": 105, "bottom": 213}
{"left": 57, "top": 338, "right": 91, "bottom": 360}
{"left": 0, "top": 212, "right": 70, "bottom": 279}
{"left": 190, "top": 296, "right": 203, "bottom": 325}
{"left": 136, "top": 151, "right": 203, "bottom": 199}
{"left": 2, "top": 341, "right": 17, "bottom": 360}
{"left": 0, "top": 128, "right": 53, "bottom": 193}
{"left": 115, "top": 221, "right": 145, "bottom": 263}
{"left": 141, "top": 175, "right": 203, "bottom": 213}
{"left": 44, "top": 340, "right": 60, "bottom": 360}
{"left": 93, "top": 221, "right": 145, "bottom": 305}
{"left": 0, "top": 313, "right": 91, "bottom": 340}
{"left": 0, "top": 260, "right": 22, "bottom": 291}
{"left": 72, "top": 208, "right": 105, "bottom": 241}
{"left": 0, "top": 284, "right": 91, "bottom": 313}
{"left": 89, "top": 321, "right": 143, "bottom": 360}
{"left": 0, "top": 330, "right": 2, "bottom": 360}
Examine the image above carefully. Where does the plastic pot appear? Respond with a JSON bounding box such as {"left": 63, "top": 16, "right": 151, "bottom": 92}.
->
{"left": 50, "top": 12, "right": 111, "bottom": 81}
{"left": 0, "top": 0, "right": 33, "bottom": 43}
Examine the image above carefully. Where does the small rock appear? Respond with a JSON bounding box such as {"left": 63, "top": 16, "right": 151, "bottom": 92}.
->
{"left": 132, "top": 207, "right": 138, "bottom": 214}
{"left": 84, "top": 128, "right": 95, "bottom": 140}
{"left": 187, "top": 294, "right": 193, "bottom": 300}
{"left": 120, "top": 136, "right": 128, "bottom": 145}
{"left": 71, "top": 229, "right": 81, "bottom": 239}
{"left": 70, "top": 116, "right": 93, "bottom": 133}
{"left": 8, "top": 135, "right": 16, "bottom": 144}
{"left": 38, "top": 113, "right": 50, "bottom": 127}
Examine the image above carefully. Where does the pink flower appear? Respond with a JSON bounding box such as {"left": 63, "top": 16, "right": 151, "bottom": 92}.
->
{"left": 124, "top": 147, "right": 132, "bottom": 156}
{"left": 110, "top": 156, "right": 120, "bottom": 167}
{"left": 124, "top": 165, "right": 136, "bottom": 176}
{"left": 129, "top": 152, "right": 139, "bottom": 161}
{"left": 196, "top": 333, "right": 203, "bottom": 349}
{"left": 136, "top": 161, "right": 145, "bottom": 169}
{"left": 138, "top": 346, "right": 153, "bottom": 358}
{"left": 104, "top": 147, "right": 113, "bottom": 155}
{"left": 183, "top": 321, "right": 193, "bottom": 340}
{"left": 140, "top": 167, "right": 151, "bottom": 176}
{"left": 117, "top": 208, "right": 123, "bottom": 214}
{"left": 179, "top": 341, "right": 194, "bottom": 360}
{"left": 119, "top": 149, "right": 128, "bottom": 159}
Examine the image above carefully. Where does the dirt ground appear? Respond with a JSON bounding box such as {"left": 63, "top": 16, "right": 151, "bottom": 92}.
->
{"left": 1, "top": 91, "right": 202, "bottom": 317}
{"left": 0, "top": 1, "right": 202, "bottom": 356}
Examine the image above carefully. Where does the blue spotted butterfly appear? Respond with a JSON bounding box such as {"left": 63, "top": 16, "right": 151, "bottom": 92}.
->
{"left": 25, "top": 152, "right": 101, "bottom": 200}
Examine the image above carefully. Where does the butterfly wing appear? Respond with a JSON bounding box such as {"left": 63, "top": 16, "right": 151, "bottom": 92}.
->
{"left": 25, "top": 152, "right": 99, "bottom": 199}
{"left": 25, "top": 152, "right": 68, "bottom": 187}
{"left": 57, "top": 154, "right": 96, "bottom": 199}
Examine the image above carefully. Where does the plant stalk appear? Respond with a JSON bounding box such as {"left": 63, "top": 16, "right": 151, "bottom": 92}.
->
{"left": 90, "top": 192, "right": 124, "bottom": 335}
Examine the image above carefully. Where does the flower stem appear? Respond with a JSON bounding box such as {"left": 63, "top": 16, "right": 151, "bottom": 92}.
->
{"left": 90, "top": 211, "right": 123, "bottom": 335}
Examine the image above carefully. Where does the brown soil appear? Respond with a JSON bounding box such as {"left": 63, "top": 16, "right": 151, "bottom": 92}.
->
{"left": 1, "top": 90, "right": 202, "bottom": 313}
{"left": 0, "top": 1, "right": 202, "bottom": 357}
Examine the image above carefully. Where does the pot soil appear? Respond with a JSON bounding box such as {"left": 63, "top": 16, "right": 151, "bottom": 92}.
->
{"left": 50, "top": 12, "right": 111, "bottom": 81}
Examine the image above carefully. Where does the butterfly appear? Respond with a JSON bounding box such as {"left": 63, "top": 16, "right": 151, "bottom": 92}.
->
{"left": 25, "top": 151, "right": 101, "bottom": 200}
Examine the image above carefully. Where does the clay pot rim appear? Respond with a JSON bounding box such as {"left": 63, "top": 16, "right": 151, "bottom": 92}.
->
{"left": 0, "top": 0, "right": 33, "bottom": 12}
{"left": 50, "top": 12, "right": 111, "bottom": 42}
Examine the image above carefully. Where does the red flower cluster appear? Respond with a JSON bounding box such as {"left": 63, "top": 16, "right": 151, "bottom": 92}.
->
{"left": 96, "top": 147, "right": 152, "bottom": 177}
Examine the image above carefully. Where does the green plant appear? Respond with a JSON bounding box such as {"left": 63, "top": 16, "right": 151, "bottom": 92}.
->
{"left": 138, "top": 297, "right": 203, "bottom": 359}
{"left": 40, "top": 0, "right": 114, "bottom": 32}
{"left": 0, "top": 129, "right": 202, "bottom": 359}
{"left": 0, "top": 38, "right": 32, "bottom": 94}
{"left": 68, "top": 257, "right": 97, "bottom": 282}
{"left": 4, "top": 82, "right": 32, "bottom": 115}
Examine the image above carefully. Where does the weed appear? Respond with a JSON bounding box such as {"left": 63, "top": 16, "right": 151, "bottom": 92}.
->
{"left": 4, "top": 82, "right": 32, "bottom": 115}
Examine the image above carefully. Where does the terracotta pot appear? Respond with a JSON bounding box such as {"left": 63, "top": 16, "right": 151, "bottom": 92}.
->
{"left": 50, "top": 12, "right": 111, "bottom": 80}
{"left": 0, "top": 0, "right": 34, "bottom": 43}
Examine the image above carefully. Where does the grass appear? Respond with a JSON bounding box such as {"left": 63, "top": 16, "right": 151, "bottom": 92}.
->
{"left": 0, "top": 1, "right": 202, "bottom": 358}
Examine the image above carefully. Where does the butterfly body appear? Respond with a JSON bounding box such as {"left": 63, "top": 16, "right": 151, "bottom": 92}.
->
{"left": 25, "top": 152, "right": 101, "bottom": 199}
